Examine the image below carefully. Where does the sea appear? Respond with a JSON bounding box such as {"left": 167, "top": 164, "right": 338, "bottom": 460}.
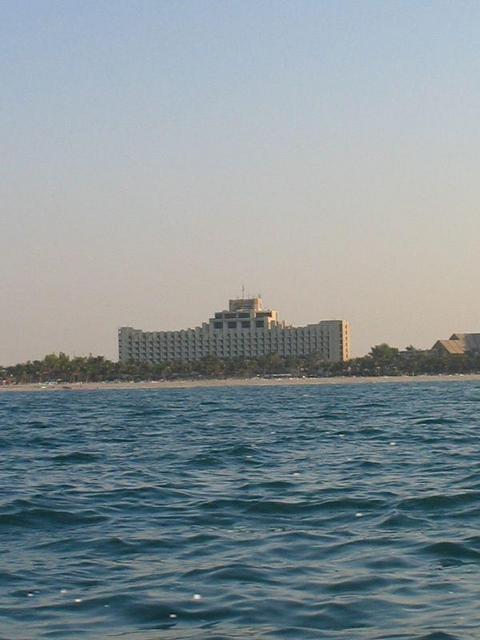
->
{"left": 1, "top": 381, "right": 480, "bottom": 640}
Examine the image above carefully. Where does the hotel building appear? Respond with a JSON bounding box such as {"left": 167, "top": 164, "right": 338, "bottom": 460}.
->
{"left": 118, "top": 297, "right": 350, "bottom": 364}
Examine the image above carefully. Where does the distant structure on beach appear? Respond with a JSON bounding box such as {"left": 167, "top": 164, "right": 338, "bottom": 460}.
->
{"left": 118, "top": 296, "right": 350, "bottom": 364}
{"left": 431, "top": 333, "right": 480, "bottom": 356}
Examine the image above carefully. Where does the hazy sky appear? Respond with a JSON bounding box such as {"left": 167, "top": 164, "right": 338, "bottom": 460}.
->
{"left": 2, "top": 0, "right": 480, "bottom": 364}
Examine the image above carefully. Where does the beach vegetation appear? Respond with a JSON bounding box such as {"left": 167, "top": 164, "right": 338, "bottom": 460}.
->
{"left": 2, "top": 347, "right": 480, "bottom": 385}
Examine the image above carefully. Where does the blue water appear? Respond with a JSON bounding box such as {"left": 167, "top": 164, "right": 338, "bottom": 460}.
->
{"left": 1, "top": 382, "right": 480, "bottom": 639}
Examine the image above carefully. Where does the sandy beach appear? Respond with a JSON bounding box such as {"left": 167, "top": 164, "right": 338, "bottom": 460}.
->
{"left": 2, "top": 374, "right": 480, "bottom": 393}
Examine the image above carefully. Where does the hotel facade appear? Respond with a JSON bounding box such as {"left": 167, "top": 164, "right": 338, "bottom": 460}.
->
{"left": 118, "top": 297, "right": 350, "bottom": 364}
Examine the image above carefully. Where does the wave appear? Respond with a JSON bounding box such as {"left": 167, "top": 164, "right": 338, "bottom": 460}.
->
{"left": 50, "top": 451, "right": 101, "bottom": 464}
{"left": 1, "top": 383, "right": 480, "bottom": 639}
{"left": 0, "top": 506, "right": 108, "bottom": 528}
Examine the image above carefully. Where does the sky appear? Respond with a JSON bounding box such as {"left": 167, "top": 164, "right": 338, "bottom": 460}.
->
{"left": 1, "top": 0, "right": 480, "bottom": 364}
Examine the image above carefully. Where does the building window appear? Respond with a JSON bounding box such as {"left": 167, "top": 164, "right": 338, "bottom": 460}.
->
{"left": 214, "top": 321, "right": 223, "bottom": 329}
{"left": 228, "top": 321, "right": 237, "bottom": 329}
{"left": 241, "top": 321, "right": 250, "bottom": 329}
{"left": 256, "top": 320, "right": 264, "bottom": 328}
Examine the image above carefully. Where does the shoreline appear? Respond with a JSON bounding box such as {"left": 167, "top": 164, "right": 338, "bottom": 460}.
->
{"left": 2, "top": 373, "right": 480, "bottom": 393}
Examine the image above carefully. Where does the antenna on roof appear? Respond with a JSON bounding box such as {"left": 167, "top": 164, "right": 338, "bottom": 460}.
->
{"left": 242, "top": 284, "right": 245, "bottom": 299}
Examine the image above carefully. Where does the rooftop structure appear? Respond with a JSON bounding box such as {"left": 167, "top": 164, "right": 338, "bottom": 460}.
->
{"left": 119, "top": 296, "right": 350, "bottom": 364}
{"left": 431, "top": 333, "right": 480, "bottom": 356}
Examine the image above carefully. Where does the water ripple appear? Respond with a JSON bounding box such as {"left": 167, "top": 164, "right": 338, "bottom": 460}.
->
{"left": 1, "top": 381, "right": 480, "bottom": 639}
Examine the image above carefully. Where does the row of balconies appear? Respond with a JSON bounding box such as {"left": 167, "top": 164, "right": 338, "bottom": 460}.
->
{"left": 122, "top": 345, "right": 331, "bottom": 357}
{"left": 122, "top": 326, "right": 335, "bottom": 339}
{"left": 123, "top": 334, "right": 332, "bottom": 344}
{"left": 120, "top": 343, "right": 334, "bottom": 354}
{"left": 123, "top": 345, "right": 327, "bottom": 356}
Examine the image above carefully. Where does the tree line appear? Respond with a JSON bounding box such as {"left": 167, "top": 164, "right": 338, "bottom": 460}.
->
{"left": 2, "top": 345, "right": 480, "bottom": 384}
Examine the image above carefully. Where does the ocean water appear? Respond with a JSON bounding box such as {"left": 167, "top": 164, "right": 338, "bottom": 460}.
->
{"left": 1, "top": 382, "right": 480, "bottom": 640}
